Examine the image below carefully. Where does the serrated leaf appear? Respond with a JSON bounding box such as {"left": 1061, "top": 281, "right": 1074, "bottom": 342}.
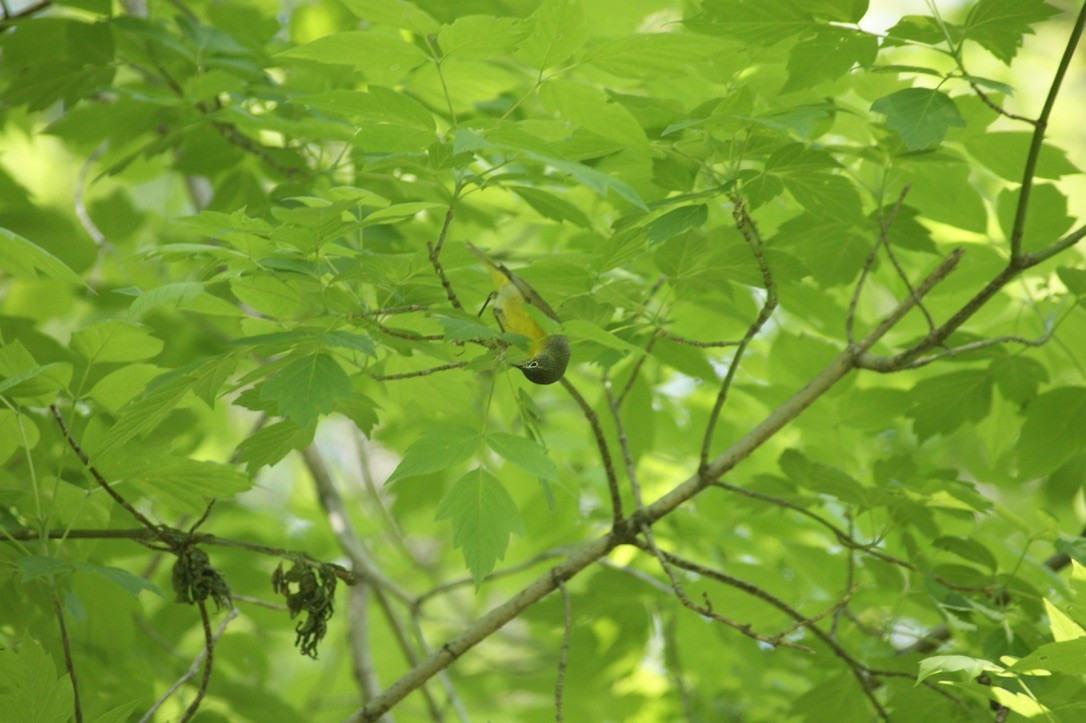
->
{"left": 438, "top": 316, "right": 498, "bottom": 343}
{"left": 997, "top": 183, "right": 1073, "bottom": 253}
{"left": 98, "top": 371, "right": 194, "bottom": 456}
{"left": 906, "top": 370, "right": 993, "bottom": 440}
{"left": 278, "top": 31, "right": 428, "bottom": 74}
{"left": 0, "top": 638, "right": 73, "bottom": 723}
{"left": 963, "top": 0, "right": 1059, "bottom": 64}
{"left": 1018, "top": 387, "right": 1086, "bottom": 478}
{"left": 692, "top": 0, "right": 817, "bottom": 45}
{"left": 514, "top": 0, "right": 587, "bottom": 70}
{"left": 486, "top": 432, "right": 558, "bottom": 480}
{"left": 438, "top": 15, "right": 528, "bottom": 59}
{"left": 338, "top": 0, "right": 440, "bottom": 35}
{"left": 435, "top": 468, "right": 524, "bottom": 588}
{"left": 71, "top": 320, "right": 164, "bottom": 364}
{"left": 127, "top": 281, "right": 204, "bottom": 319}
{"left": 586, "top": 33, "right": 725, "bottom": 79}
{"left": 871, "top": 88, "right": 965, "bottom": 151}
{"left": 917, "top": 655, "right": 1003, "bottom": 683}
{"left": 235, "top": 420, "right": 316, "bottom": 473}
{"left": 299, "top": 87, "right": 436, "bottom": 130}
{"left": 1011, "top": 637, "right": 1086, "bottom": 674}
{"left": 778, "top": 449, "right": 869, "bottom": 506}
{"left": 387, "top": 424, "right": 480, "bottom": 484}
{"left": 963, "top": 132, "right": 1079, "bottom": 181}
{"left": 510, "top": 186, "right": 592, "bottom": 228}
{"left": 990, "top": 355, "right": 1048, "bottom": 404}
{"left": 646, "top": 205, "right": 708, "bottom": 245}
{"left": 784, "top": 28, "right": 877, "bottom": 92}
{"left": 0, "top": 227, "right": 87, "bottom": 288}
{"left": 101, "top": 453, "right": 251, "bottom": 514}
{"left": 1044, "top": 598, "right": 1086, "bottom": 643}
{"left": 259, "top": 353, "right": 352, "bottom": 428}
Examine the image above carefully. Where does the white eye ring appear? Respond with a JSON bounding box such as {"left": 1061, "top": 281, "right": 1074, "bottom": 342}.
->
{"left": 526, "top": 361, "right": 539, "bottom": 368}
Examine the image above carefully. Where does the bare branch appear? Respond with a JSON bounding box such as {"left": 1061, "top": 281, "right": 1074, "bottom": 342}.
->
{"left": 1009, "top": 1, "right": 1086, "bottom": 261}
{"left": 370, "top": 362, "right": 469, "bottom": 382}
{"left": 352, "top": 247, "right": 966, "bottom": 722}
{"left": 54, "top": 596, "right": 82, "bottom": 723}
{"left": 699, "top": 196, "right": 778, "bottom": 471}
{"left": 560, "top": 378, "right": 624, "bottom": 528}
{"left": 50, "top": 404, "right": 161, "bottom": 535}
{"left": 428, "top": 182, "right": 465, "bottom": 310}
{"left": 655, "top": 330, "right": 741, "bottom": 348}
{"left": 179, "top": 601, "right": 215, "bottom": 723}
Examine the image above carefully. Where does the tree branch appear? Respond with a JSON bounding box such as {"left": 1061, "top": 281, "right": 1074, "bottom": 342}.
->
{"left": 1009, "top": 0, "right": 1086, "bottom": 260}
{"left": 351, "top": 245, "right": 966, "bottom": 722}
{"left": 54, "top": 596, "right": 82, "bottom": 723}
{"left": 560, "top": 377, "right": 624, "bottom": 528}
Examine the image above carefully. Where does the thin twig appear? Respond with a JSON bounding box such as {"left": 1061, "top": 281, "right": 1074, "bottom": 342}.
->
{"left": 554, "top": 577, "right": 571, "bottom": 723}
{"left": 303, "top": 445, "right": 447, "bottom": 720}
{"left": 50, "top": 404, "right": 161, "bottom": 535}
{"left": 559, "top": 378, "right": 624, "bottom": 528}
{"left": 74, "top": 141, "right": 109, "bottom": 250}
{"left": 858, "top": 329, "right": 1053, "bottom": 372}
{"left": 1009, "top": 0, "right": 1086, "bottom": 261}
{"left": 139, "top": 607, "right": 238, "bottom": 723}
{"left": 963, "top": 78, "right": 1036, "bottom": 125}
{"left": 656, "top": 330, "right": 741, "bottom": 348}
{"left": 54, "top": 596, "right": 82, "bottom": 723}
{"left": 427, "top": 181, "right": 465, "bottom": 310}
{"left": 353, "top": 305, "right": 431, "bottom": 318}
{"left": 0, "top": 0, "right": 50, "bottom": 26}
{"left": 412, "top": 548, "right": 571, "bottom": 609}
{"left": 370, "top": 361, "right": 469, "bottom": 382}
{"left": 179, "top": 601, "right": 215, "bottom": 723}
{"left": 699, "top": 196, "right": 778, "bottom": 471}
{"left": 353, "top": 248, "right": 967, "bottom": 722}
{"left": 615, "top": 333, "right": 657, "bottom": 408}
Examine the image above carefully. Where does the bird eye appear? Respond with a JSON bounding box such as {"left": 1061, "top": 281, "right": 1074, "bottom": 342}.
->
{"left": 526, "top": 361, "right": 539, "bottom": 368}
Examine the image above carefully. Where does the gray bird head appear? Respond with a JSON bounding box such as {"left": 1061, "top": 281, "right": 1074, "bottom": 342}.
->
{"left": 517, "top": 335, "right": 571, "bottom": 385}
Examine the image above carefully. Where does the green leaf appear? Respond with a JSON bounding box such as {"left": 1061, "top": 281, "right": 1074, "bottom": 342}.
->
{"left": 906, "top": 370, "right": 993, "bottom": 440}
{"left": 235, "top": 420, "right": 316, "bottom": 473}
{"left": 438, "top": 16, "right": 528, "bottom": 59}
{"left": 100, "top": 452, "right": 251, "bottom": 514}
{"left": 88, "top": 363, "right": 161, "bottom": 413}
{"left": 917, "top": 655, "right": 1003, "bottom": 682}
{"left": 435, "top": 468, "right": 525, "bottom": 588}
{"left": 778, "top": 449, "right": 869, "bottom": 506}
{"left": 387, "top": 424, "right": 480, "bottom": 484}
{"left": 692, "top": 0, "right": 817, "bottom": 45}
{"left": 278, "top": 31, "right": 428, "bottom": 74}
{"left": 963, "top": 133, "right": 1079, "bottom": 181}
{"left": 990, "top": 355, "right": 1048, "bottom": 404}
{"left": 784, "top": 28, "right": 877, "bottom": 92}
{"left": 514, "top": 0, "right": 587, "bottom": 70}
{"left": 510, "top": 186, "right": 592, "bottom": 228}
{"left": 486, "top": 432, "right": 558, "bottom": 480}
{"left": 997, "top": 183, "right": 1074, "bottom": 253}
{"left": 299, "top": 87, "right": 436, "bottom": 129}
{"left": 260, "top": 353, "right": 352, "bottom": 428}
{"left": 98, "top": 370, "right": 194, "bottom": 455}
{"left": 71, "top": 320, "right": 164, "bottom": 364}
{"left": 0, "top": 227, "right": 87, "bottom": 287}
{"left": 963, "top": 0, "right": 1059, "bottom": 64}
{"left": 586, "top": 33, "right": 726, "bottom": 79}
{"left": 338, "top": 0, "right": 440, "bottom": 35}
{"left": 1011, "top": 637, "right": 1086, "bottom": 675}
{"left": 1018, "top": 387, "right": 1086, "bottom": 478}
{"left": 871, "top": 89, "right": 965, "bottom": 151}
{"left": 438, "top": 316, "right": 499, "bottom": 343}
{"left": 645, "top": 205, "right": 708, "bottom": 245}
{"left": 0, "top": 638, "right": 73, "bottom": 723}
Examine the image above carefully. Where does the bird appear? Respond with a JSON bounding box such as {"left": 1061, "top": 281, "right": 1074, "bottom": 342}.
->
{"left": 466, "top": 242, "right": 571, "bottom": 385}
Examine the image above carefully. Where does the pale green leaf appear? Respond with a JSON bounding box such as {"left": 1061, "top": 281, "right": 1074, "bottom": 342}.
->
{"left": 1018, "top": 387, "right": 1086, "bottom": 477}
{"left": 387, "top": 424, "right": 480, "bottom": 484}
{"left": 71, "top": 320, "right": 164, "bottom": 364}
{"left": 435, "top": 468, "right": 525, "bottom": 588}
{"left": 486, "top": 432, "right": 558, "bottom": 480}
{"left": 259, "top": 352, "right": 352, "bottom": 428}
{"left": 0, "top": 227, "right": 87, "bottom": 288}
{"left": 871, "top": 89, "right": 965, "bottom": 151}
